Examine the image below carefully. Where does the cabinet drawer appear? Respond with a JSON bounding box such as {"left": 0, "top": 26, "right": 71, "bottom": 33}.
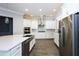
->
{"left": 10, "top": 44, "right": 21, "bottom": 56}
{"left": 12, "top": 49, "right": 21, "bottom": 56}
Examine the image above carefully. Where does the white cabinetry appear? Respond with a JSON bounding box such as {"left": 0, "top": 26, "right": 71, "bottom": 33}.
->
{"left": 45, "top": 20, "right": 53, "bottom": 29}
{"left": 35, "top": 32, "right": 46, "bottom": 39}
{"left": 29, "top": 38, "right": 35, "bottom": 51}
{"left": 45, "top": 20, "right": 57, "bottom": 29}
{"left": 35, "top": 30, "right": 54, "bottom": 39}
{"left": 23, "top": 19, "right": 31, "bottom": 27}
{"left": 23, "top": 19, "right": 38, "bottom": 29}
{"left": 31, "top": 19, "right": 38, "bottom": 29}
{"left": 45, "top": 30, "right": 54, "bottom": 38}
{"left": 54, "top": 33, "right": 59, "bottom": 47}
{"left": 0, "top": 44, "right": 21, "bottom": 56}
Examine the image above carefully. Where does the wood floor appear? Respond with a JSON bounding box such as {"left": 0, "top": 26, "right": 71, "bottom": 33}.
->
{"left": 30, "top": 39, "right": 59, "bottom": 56}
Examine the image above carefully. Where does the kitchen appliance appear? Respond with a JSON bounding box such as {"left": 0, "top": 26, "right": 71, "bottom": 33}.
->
{"left": 59, "top": 15, "right": 72, "bottom": 56}
{"left": 38, "top": 15, "right": 46, "bottom": 32}
{"left": 24, "top": 27, "right": 31, "bottom": 34}
{"left": 59, "top": 12, "right": 79, "bottom": 56}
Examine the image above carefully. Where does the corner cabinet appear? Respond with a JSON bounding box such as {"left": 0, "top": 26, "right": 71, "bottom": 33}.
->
{"left": 0, "top": 44, "right": 22, "bottom": 56}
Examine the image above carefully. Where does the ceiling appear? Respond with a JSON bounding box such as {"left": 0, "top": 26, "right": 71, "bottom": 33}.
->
{"left": 0, "top": 3, "right": 62, "bottom": 16}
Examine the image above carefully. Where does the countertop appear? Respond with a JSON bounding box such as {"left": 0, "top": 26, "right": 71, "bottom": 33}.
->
{"left": 0, "top": 35, "right": 30, "bottom": 52}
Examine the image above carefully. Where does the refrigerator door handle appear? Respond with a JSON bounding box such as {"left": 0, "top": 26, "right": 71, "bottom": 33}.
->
{"left": 61, "top": 27, "right": 66, "bottom": 47}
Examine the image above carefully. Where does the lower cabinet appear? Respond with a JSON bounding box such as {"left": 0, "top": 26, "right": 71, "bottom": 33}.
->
{"left": 29, "top": 38, "right": 35, "bottom": 51}
{"left": 0, "top": 36, "right": 35, "bottom": 56}
{"left": 10, "top": 44, "right": 22, "bottom": 56}
{"left": 0, "top": 44, "right": 22, "bottom": 56}
{"left": 54, "top": 33, "right": 59, "bottom": 47}
{"left": 22, "top": 39, "right": 29, "bottom": 56}
{"left": 22, "top": 35, "right": 35, "bottom": 56}
{"left": 34, "top": 30, "right": 54, "bottom": 39}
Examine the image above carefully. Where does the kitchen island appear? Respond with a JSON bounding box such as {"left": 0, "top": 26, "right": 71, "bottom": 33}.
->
{"left": 0, "top": 35, "right": 35, "bottom": 56}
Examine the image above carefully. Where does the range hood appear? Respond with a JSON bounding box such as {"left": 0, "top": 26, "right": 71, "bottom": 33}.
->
{"left": 38, "top": 15, "right": 46, "bottom": 32}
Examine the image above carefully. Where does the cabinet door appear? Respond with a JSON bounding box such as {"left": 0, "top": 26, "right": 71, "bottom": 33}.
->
{"left": 23, "top": 19, "right": 31, "bottom": 27}
{"left": 45, "top": 20, "right": 56, "bottom": 29}
{"left": 29, "top": 38, "right": 35, "bottom": 51}
{"left": 0, "top": 44, "right": 21, "bottom": 56}
{"left": 45, "top": 30, "right": 54, "bottom": 38}
{"left": 35, "top": 32, "right": 46, "bottom": 39}
{"left": 13, "top": 49, "right": 22, "bottom": 56}
{"left": 31, "top": 19, "right": 38, "bottom": 29}
{"left": 54, "top": 33, "right": 59, "bottom": 47}
{"left": 10, "top": 44, "right": 21, "bottom": 56}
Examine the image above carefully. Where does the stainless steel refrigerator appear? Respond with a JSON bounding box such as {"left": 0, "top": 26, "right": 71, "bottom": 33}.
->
{"left": 59, "top": 12, "right": 79, "bottom": 56}
{"left": 72, "top": 12, "right": 79, "bottom": 56}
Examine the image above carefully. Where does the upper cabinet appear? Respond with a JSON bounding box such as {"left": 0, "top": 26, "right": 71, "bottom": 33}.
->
{"left": 23, "top": 19, "right": 38, "bottom": 29}
{"left": 31, "top": 19, "right": 38, "bottom": 29}
{"left": 45, "top": 20, "right": 57, "bottom": 29}
{"left": 23, "top": 19, "right": 31, "bottom": 27}
{"left": 23, "top": 16, "right": 58, "bottom": 30}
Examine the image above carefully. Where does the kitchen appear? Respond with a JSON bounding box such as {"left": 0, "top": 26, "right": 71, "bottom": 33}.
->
{"left": 0, "top": 3, "right": 79, "bottom": 56}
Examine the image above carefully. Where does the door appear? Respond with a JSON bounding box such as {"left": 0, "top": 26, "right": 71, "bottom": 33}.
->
{"left": 59, "top": 16, "right": 72, "bottom": 56}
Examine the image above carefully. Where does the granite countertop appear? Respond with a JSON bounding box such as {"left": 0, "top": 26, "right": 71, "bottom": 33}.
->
{"left": 0, "top": 35, "right": 30, "bottom": 51}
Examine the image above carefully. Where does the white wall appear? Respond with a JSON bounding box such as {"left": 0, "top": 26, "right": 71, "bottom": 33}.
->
{"left": 56, "top": 3, "right": 79, "bottom": 21}
{"left": 0, "top": 8, "right": 23, "bottom": 35}
{"left": 54, "top": 3, "right": 79, "bottom": 47}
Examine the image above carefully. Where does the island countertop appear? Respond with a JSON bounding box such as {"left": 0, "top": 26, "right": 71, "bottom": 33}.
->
{"left": 0, "top": 35, "right": 30, "bottom": 51}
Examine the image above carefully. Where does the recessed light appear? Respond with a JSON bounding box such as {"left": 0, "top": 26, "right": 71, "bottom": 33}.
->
{"left": 53, "top": 9, "right": 56, "bottom": 12}
{"left": 39, "top": 9, "right": 42, "bottom": 11}
{"left": 25, "top": 9, "right": 29, "bottom": 11}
